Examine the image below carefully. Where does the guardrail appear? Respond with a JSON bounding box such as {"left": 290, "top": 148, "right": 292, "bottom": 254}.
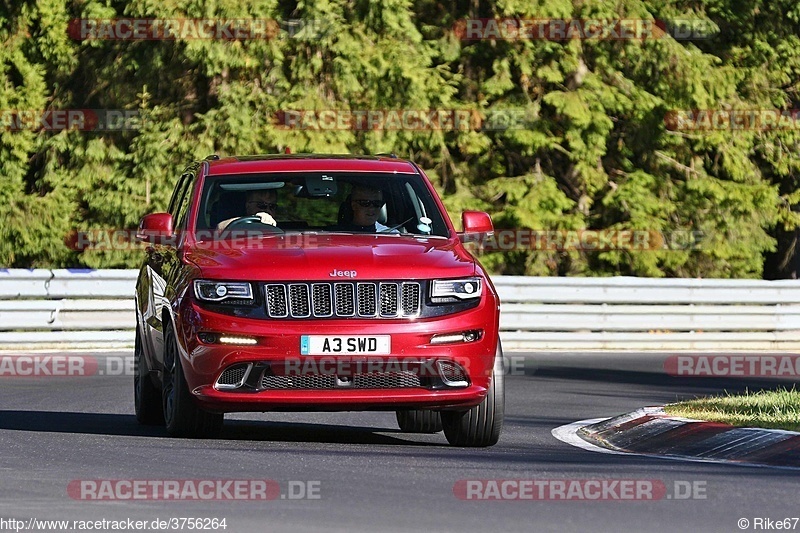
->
{"left": 0, "top": 269, "right": 137, "bottom": 347}
{"left": 496, "top": 277, "right": 800, "bottom": 350}
{"left": 1, "top": 269, "right": 800, "bottom": 350}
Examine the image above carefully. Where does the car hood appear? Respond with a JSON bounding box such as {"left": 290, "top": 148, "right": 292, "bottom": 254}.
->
{"left": 184, "top": 234, "right": 476, "bottom": 281}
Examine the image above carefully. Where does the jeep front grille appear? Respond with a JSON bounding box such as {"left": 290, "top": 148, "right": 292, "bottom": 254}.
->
{"left": 264, "top": 282, "right": 421, "bottom": 319}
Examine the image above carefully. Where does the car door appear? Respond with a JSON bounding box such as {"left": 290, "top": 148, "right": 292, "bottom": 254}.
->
{"left": 142, "top": 168, "right": 196, "bottom": 371}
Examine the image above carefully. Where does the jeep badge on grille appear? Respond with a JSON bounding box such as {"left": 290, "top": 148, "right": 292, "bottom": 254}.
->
{"left": 330, "top": 269, "right": 357, "bottom": 278}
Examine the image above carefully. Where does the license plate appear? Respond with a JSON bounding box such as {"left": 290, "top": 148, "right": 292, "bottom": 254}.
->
{"left": 300, "top": 335, "right": 391, "bottom": 355}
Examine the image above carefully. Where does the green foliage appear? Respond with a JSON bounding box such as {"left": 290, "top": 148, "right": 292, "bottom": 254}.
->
{"left": 0, "top": 0, "right": 798, "bottom": 277}
{"left": 664, "top": 386, "right": 800, "bottom": 432}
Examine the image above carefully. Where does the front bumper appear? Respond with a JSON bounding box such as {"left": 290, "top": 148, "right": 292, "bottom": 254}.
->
{"left": 173, "top": 295, "right": 500, "bottom": 412}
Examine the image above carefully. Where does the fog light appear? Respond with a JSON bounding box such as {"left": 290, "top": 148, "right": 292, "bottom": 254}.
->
{"left": 198, "top": 332, "right": 258, "bottom": 345}
{"left": 197, "top": 332, "right": 218, "bottom": 344}
{"left": 218, "top": 335, "right": 258, "bottom": 345}
{"left": 430, "top": 330, "right": 483, "bottom": 345}
{"left": 463, "top": 330, "right": 480, "bottom": 342}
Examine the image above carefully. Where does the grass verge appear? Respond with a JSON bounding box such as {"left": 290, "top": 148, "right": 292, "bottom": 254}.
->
{"left": 663, "top": 387, "right": 800, "bottom": 432}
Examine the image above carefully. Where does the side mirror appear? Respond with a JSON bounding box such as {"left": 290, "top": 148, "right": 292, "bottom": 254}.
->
{"left": 136, "top": 213, "right": 174, "bottom": 244}
{"left": 460, "top": 211, "right": 494, "bottom": 235}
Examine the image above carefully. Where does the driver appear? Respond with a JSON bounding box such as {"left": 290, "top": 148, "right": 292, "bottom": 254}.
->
{"left": 217, "top": 189, "right": 278, "bottom": 230}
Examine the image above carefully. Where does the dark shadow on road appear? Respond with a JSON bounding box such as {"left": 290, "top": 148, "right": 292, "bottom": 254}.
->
{"left": 0, "top": 410, "right": 797, "bottom": 477}
{"left": 0, "top": 410, "right": 440, "bottom": 446}
{"left": 220, "top": 418, "right": 438, "bottom": 446}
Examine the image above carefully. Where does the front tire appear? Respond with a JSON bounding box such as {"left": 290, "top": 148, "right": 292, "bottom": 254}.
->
{"left": 441, "top": 342, "right": 504, "bottom": 447}
{"left": 134, "top": 327, "right": 164, "bottom": 425}
{"left": 162, "top": 322, "right": 223, "bottom": 438}
{"left": 396, "top": 409, "right": 443, "bottom": 433}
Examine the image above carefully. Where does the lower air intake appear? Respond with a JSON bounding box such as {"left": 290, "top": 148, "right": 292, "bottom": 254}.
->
{"left": 260, "top": 371, "right": 421, "bottom": 390}
{"left": 216, "top": 364, "right": 250, "bottom": 389}
{"left": 437, "top": 361, "right": 469, "bottom": 387}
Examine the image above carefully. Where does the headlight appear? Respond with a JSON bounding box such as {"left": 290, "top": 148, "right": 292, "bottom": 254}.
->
{"left": 430, "top": 277, "right": 483, "bottom": 303}
{"left": 194, "top": 280, "right": 254, "bottom": 303}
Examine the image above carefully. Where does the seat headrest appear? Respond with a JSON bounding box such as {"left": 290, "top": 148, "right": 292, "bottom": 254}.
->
{"left": 210, "top": 190, "right": 246, "bottom": 228}
{"left": 338, "top": 194, "right": 354, "bottom": 225}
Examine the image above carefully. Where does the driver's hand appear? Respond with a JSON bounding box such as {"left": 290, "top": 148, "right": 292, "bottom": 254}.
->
{"left": 254, "top": 212, "right": 277, "bottom": 226}
{"left": 216, "top": 212, "right": 277, "bottom": 230}
{"left": 217, "top": 218, "right": 235, "bottom": 230}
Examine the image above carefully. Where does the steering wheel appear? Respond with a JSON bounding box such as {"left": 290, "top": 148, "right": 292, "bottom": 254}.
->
{"left": 224, "top": 216, "right": 284, "bottom": 233}
{"left": 378, "top": 217, "right": 414, "bottom": 233}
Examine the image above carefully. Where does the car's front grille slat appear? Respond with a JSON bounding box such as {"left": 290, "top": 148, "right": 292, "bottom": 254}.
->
{"left": 380, "top": 283, "right": 399, "bottom": 316}
{"left": 265, "top": 282, "right": 420, "bottom": 319}
{"left": 334, "top": 283, "right": 355, "bottom": 317}
{"left": 289, "top": 284, "right": 311, "bottom": 318}
{"left": 265, "top": 284, "right": 288, "bottom": 318}
{"left": 401, "top": 282, "right": 421, "bottom": 316}
{"left": 357, "top": 283, "right": 377, "bottom": 317}
{"left": 311, "top": 283, "right": 333, "bottom": 317}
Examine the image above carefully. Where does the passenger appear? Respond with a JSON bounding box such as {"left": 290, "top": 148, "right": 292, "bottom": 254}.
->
{"left": 341, "top": 185, "right": 396, "bottom": 233}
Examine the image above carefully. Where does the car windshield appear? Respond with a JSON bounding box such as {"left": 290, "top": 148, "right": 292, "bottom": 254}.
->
{"left": 195, "top": 171, "right": 449, "bottom": 239}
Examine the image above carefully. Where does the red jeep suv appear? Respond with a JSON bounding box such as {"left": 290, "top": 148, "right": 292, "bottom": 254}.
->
{"left": 134, "top": 154, "right": 503, "bottom": 446}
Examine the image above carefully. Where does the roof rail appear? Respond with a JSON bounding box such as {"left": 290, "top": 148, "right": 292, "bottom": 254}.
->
{"left": 376, "top": 152, "right": 398, "bottom": 159}
{"left": 205, "top": 154, "right": 220, "bottom": 161}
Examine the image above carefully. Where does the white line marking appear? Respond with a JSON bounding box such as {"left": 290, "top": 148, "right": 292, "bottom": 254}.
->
{"left": 551, "top": 418, "right": 626, "bottom": 455}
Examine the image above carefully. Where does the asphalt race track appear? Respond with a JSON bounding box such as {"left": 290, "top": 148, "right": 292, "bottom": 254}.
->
{"left": 0, "top": 351, "right": 797, "bottom": 533}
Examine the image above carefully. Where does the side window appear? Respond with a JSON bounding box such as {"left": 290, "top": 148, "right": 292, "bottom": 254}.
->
{"left": 402, "top": 179, "right": 446, "bottom": 236}
{"left": 167, "top": 173, "right": 190, "bottom": 219}
{"left": 174, "top": 173, "right": 196, "bottom": 230}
